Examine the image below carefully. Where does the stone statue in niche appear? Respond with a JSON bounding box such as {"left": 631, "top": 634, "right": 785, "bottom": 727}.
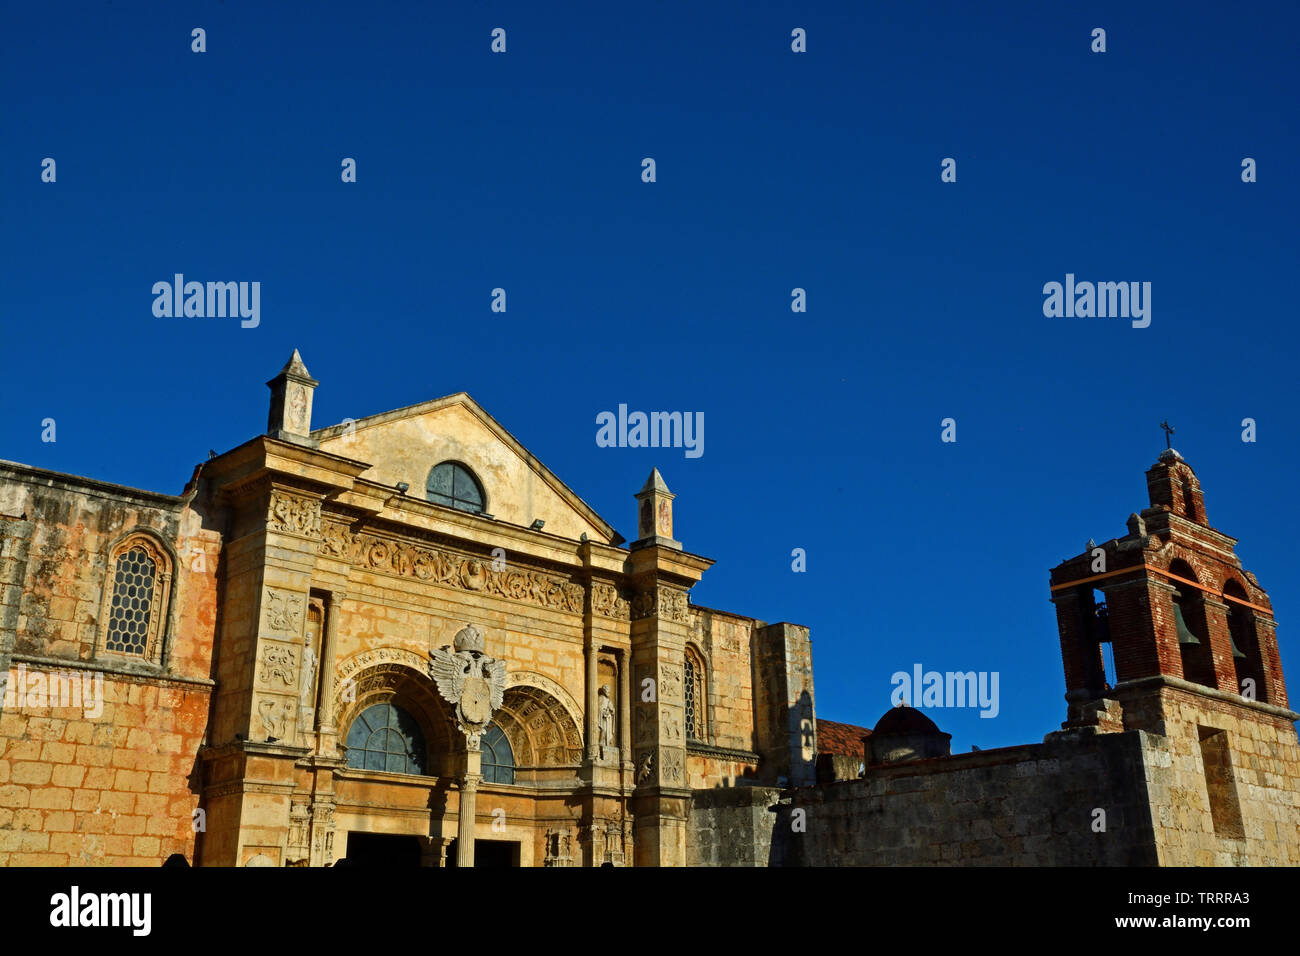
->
{"left": 298, "top": 643, "right": 318, "bottom": 728}
{"left": 598, "top": 684, "right": 616, "bottom": 757}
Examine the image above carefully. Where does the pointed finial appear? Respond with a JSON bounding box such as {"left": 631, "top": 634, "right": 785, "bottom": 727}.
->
{"left": 280, "top": 348, "right": 312, "bottom": 379}
{"left": 632, "top": 467, "right": 680, "bottom": 550}
{"left": 266, "top": 349, "right": 320, "bottom": 447}
{"left": 640, "top": 467, "right": 671, "bottom": 495}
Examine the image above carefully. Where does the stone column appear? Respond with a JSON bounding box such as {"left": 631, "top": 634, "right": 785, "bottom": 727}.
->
{"left": 585, "top": 636, "right": 600, "bottom": 762}
{"left": 619, "top": 648, "right": 632, "bottom": 766}
{"left": 457, "top": 746, "right": 482, "bottom": 867}
{"left": 316, "top": 589, "right": 344, "bottom": 733}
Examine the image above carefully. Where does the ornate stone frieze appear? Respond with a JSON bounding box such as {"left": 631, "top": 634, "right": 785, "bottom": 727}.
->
{"left": 630, "top": 584, "right": 691, "bottom": 623}
{"left": 592, "top": 582, "right": 630, "bottom": 620}
{"left": 317, "top": 519, "right": 585, "bottom": 615}
{"left": 266, "top": 491, "right": 322, "bottom": 538}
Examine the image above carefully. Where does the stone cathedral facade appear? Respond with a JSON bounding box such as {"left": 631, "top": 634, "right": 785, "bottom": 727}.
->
{"left": 0, "top": 351, "right": 815, "bottom": 867}
{"left": 1, "top": 352, "right": 1297, "bottom": 867}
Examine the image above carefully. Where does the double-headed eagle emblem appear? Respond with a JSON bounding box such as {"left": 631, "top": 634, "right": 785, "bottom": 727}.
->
{"left": 427, "top": 624, "right": 506, "bottom": 743}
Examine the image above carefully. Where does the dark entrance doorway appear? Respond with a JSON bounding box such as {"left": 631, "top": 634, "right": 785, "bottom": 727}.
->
{"left": 447, "top": 838, "right": 519, "bottom": 867}
{"left": 344, "top": 832, "right": 423, "bottom": 867}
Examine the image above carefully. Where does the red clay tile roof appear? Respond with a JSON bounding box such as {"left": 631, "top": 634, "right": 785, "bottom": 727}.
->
{"left": 817, "top": 718, "right": 871, "bottom": 757}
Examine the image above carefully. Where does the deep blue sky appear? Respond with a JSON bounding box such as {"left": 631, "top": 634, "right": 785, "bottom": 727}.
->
{"left": 3, "top": 2, "right": 1296, "bottom": 751}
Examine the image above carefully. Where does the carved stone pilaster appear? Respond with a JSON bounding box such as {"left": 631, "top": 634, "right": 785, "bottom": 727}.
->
{"left": 309, "top": 800, "right": 336, "bottom": 867}
{"left": 545, "top": 826, "right": 575, "bottom": 867}
{"left": 287, "top": 800, "right": 311, "bottom": 864}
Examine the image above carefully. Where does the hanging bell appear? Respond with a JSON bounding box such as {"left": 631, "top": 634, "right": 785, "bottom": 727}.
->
{"left": 1093, "top": 604, "right": 1110, "bottom": 644}
{"left": 1172, "top": 596, "right": 1200, "bottom": 645}
{"left": 1228, "top": 632, "right": 1248, "bottom": 659}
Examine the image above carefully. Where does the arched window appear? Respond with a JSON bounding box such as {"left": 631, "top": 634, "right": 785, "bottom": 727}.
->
{"left": 100, "top": 533, "right": 173, "bottom": 665}
{"left": 481, "top": 723, "right": 515, "bottom": 784}
{"left": 683, "top": 648, "right": 707, "bottom": 741}
{"left": 426, "top": 461, "right": 486, "bottom": 514}
{"left": 345, "top": 702, "right": 428, "bottom": 775}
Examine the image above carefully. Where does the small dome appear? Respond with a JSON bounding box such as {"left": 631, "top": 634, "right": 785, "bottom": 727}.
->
{"left": 873, "top": 705, "right": 943, "bottom": 737}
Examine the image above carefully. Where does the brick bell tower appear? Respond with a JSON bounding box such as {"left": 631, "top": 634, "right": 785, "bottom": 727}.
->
{"left": 1049, "top": 445, "right": 1291, "bottom": 730}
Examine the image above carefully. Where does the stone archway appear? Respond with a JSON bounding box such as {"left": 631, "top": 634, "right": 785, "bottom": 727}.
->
{"left": 493, "top": 680, "right": 584, "bottom": 771}
{"left": 335, "top": 660, "right": 457, "bottom": 776}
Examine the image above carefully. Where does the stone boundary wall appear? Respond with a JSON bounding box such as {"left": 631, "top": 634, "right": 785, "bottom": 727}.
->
{"left": 690, "top": 731, "right": 1169, "bottom": 866}
{"left": 687, "top": 785, "right": 782, "bottom": 866}
{"left": 777, "top": 731, "right": 1159, "bottom": 865}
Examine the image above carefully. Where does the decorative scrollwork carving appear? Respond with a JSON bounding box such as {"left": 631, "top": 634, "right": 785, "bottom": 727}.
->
{"left": 264, "top": 588, "right": 304, "bottom": 636}
{"left": 314, "top": 523, "right": 586, "bottom": 615}
{"left": 259, "top": 643, "right": 297, "bottom": 685}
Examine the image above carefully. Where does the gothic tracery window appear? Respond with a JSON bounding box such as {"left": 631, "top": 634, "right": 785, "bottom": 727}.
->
{"left": 345, "top": 702, "right": 428, "bottom": 775}
{"left": 100, "top": 533, "right": 173, "bottom": 664}
{"left": 426, "top": 461, "right": 486, "bottom": 514}
{"left": 684, "top": 648, "right": 707, "bottom": 741}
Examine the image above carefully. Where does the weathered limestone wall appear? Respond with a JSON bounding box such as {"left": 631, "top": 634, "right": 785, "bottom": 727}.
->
{"left": 0, "top": 463, "right": 220, "bottom": 866}
{"left": 753, "top": 622, "right": 817, "bottom": 786}
{"left": 689, "top": 733, "right": 1162, "bottom": 866}
{"left": 689, "top": 608, "right": 757, "bottom": 754}
{"left": 1120, "top": 684, "right": 1300, "bottom": 865}
{"left": 0, "top": 673, "right": 211, "bottom": 865}
{"left": 687, "top": 786, "right": 781, "bottom": 866}
{"left": 778, "top": 733, "right": 1159, "bottom": 865}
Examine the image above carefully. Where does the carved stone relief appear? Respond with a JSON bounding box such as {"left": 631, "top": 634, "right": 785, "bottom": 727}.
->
{"left": 255, "top": 696, "right": 295, "bottom": 741}
{"left": 544, "top": 827, "right": 574, "bottom": 867}
{"left": 263, "top": 588, "right": 305, "bottom": 636}
{"left": 317, "top": 520, "right": 584, "bottom": 615}
{"left": 635, "top": 749, "right": 656, "bottom": 785}
{"left": 592, "top": 582, "right": 630, "bottom": 621}
{"left": 258, "top": 643, "right": 297, "bottom": 686}
{"left": 659, "top": 663, "right": 683, "bottom": 703}
{"left": 266, "top": 491, "right": 322, "bottom": 538}
{"left": 660, "top": 749, "right": 684, "bottom": 785}
{"left": 631, "top": 584, "right": 691, "bottom": 623}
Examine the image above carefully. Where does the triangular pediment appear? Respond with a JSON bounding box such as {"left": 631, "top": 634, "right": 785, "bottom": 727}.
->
{"left": 313, "top": 394, "right": 618, "bottom": 543}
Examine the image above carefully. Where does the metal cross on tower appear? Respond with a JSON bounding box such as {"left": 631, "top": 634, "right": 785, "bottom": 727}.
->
{"left": 1159, "top": 420, "right": 1175, "bottom": 449}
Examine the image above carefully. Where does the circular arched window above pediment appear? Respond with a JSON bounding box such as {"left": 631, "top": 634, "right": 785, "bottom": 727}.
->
{"left": 426, "top": 461, "right": 486, "bottom": 514}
